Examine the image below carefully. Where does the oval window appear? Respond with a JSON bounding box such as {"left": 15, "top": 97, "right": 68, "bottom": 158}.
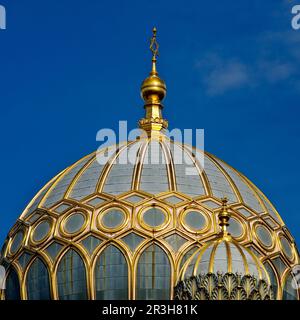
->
{"left": 142, "top": 207, "right": 167, "bottom": 228}
{"left": 101, "top": 208, "right": 126, "bottom": 230}
{"left": 10, "top": 231, "right": 24, "bottom": 255}
{"left": 255, "top": 224, "right": 273, "bottom": 248}
{"left": 183, "top": 210, "right": 207, "bottom": 232}
{"left": 32, "top": 220, "right": 51, "bottom": 243}
{"left": 64, "top": 213, "right": 86, "bottom": 234}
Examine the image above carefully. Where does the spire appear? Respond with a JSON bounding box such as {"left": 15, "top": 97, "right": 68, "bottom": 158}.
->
{"left": 218, "top": 197, "right": 231, "bottom": 237}
{"left": 139, "top": 27, "right": 168, "bottom": 135}
{"left": 150, "top": 27, "right": 159, "bottom": 75}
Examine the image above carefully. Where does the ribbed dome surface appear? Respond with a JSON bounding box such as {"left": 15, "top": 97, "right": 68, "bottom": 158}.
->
{"left": 179, "top": 236, "right": 270, "bottom": 283}
{"left": 20, "top": 137, "right": 282, "bottom": 225}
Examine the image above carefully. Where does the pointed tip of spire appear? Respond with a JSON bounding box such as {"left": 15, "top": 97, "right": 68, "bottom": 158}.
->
{"left": 150, "top": 26, "right": 159, "bottom": 75}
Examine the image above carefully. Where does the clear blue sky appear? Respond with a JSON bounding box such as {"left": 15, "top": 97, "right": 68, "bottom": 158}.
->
{"left": 0, "top": 0, "right": 299, "bottom": 245}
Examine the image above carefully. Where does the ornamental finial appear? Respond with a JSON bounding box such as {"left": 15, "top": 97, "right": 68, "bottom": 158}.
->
{"left": 150, "top": 27, "right": 159, "bottom": 74}
{"left": 218, "top": 197, "right": 231, "bottom": 236}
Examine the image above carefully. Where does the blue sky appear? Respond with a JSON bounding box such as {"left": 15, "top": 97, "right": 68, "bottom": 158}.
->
{"left": 0, "top": 0, "right": 299, "bottom": 245}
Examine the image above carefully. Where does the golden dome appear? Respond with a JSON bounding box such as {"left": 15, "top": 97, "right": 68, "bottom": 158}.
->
{"left": 0, "top": 28, "right": 299, "bottom": 301}
{"left": 178, "top": 235, "right": 271, "bottom": 283}
{"left": 176, "top": 200, "right": 274, "bottom": 300}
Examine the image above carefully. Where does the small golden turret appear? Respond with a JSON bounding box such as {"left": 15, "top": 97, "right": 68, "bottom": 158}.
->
{"left": 139, "top": 27, "right": 168, "bottom": 134}
{"left": 218, "top": 197, "right": 231, "bottom": 238}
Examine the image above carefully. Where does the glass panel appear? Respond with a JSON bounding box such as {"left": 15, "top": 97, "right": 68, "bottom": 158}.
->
{"left": 214, "top": 157, "right": 263, "bottom": 213}
{"left": 103, "top": 142, "right": 141, "bottom": 195}
{"left": 120, "top": 233, "right": 145, "bottom": 252}
{"left": 65, "top": 213, "right": 85, "bottom": 234}
{"left": 263, "top": 262, "right": 278, "bottom": 298}
{"left": 95, "top": 245, "right": 128, "bottom": 300}
{"left": 57, "top": 250, "right": 88, "bottom": 300}
{"left": 203, "top": 155, "right": 237, "bottom": 202}
{"left": 272, "top": 257, "right": 287, "bottom": 277}
{"left": 54, "top": 203, "right": 72, "bottom": 214}
{"left": 26, "top": 258, "right": 51, "bottom": 300}
{"left": 237, "top": 207, "right": 252, "bottom": 217}
{"left": 43, "top": 154, "right": 94, "bottom": 208}
{"left": 69, "top": 157, "right": 105, "bottom": 200}
{"left": 143, "top": 208, "right": 166, "bottom": 228}
{"left": 212, "top": 243, "right": 229, "bottom": 274}
{"left": 184, "top": 211, "right": 206, "bottom": 231}
{"left": 10, "top": 231, "right": 24, "bottom": 254}
{"left": 136, "top": 244, "right": 171, "bottom": 300}
{"left": 5, "top": 268, "right": 21, "bottom": 300}
{"left": 140, "top": 141, "right": 169, "bottom": 194}
{"left": 256, "top": 225, "right": 273, "bottom": 247}
{"left": 170, "top": 144, "right": 205, "bottom": 197}
{"left": 86, "top": 197, "right": 105, "bottom": 207}
{"left": 163, "top": 196, "right": 183, "bottom": 204}
{"left": 247, "top": 246, "right": 262, "bottom": 258}
{"left": 179, "top": 247, "right": 199, "bottom": 271}
{"left": 164, "top": 234, "right": 187, "bottom": 252}
{"left": 264, "top": 217, "right": 277, "bottom": 229}
{"left": 201, "top": 200, "right": 220, "bottom": 209}
{"left": 195, "top": 245, "right": 214, "bottom": 276}
{"left": 45, "top": 242, "right": 64, "bottom": 261}
{"left": 280, "top": 236, "right": 293, "bottom": 260}
{"left": 283, "top": 272, "right": 299, "bottom": 300}
{"left": 227, "top": 217, "right": 243, "bottom": 238}
{"left": 124, "top": 195, "right": 145, "bottom": 204}
{"left": 18, "top": 252, "right": 33, "bottom": 270}
{"left": 28, "top": 213, "right": 42, "bottom": 223}
{"left": 33, "top": 221, "right": 51, "bottom": 242}
{"left": 102, "top": 209, "right": 125, "bottom": 229}
{"left": 81, "top": 236, "right": 102, "bottom": 255}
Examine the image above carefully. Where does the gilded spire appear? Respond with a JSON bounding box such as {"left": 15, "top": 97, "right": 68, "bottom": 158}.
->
{"left": 150, "top": 27, "right": 159, "bottom": 75}
{"left": 218, "top": 197, "right": 231, "bottom": 237}
{"left": 139, "top": 27, "right": 168, "bottom": 135}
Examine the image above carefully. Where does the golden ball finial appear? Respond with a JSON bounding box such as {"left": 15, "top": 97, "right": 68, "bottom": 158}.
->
{"left": 141, "top": 74, "right": 166, "bottom": 104}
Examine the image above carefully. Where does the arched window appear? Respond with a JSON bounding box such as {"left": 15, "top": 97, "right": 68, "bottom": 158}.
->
{"left": 57, "top": 249, "right": 87, "bottom": 300}
{"left": 95, "top": 245, "right": 128, "bottom": 300}
{"left": 263, "top": 261, "right": 278, "bottom": 299}
{"left": 136, "top": 244, "right": 171, "bottom": 300}
{"left": 5, "top": 268, "right": 21, "bottom": 300}
{"left": 283, "top": 272, "right": 299, "bottom": 300}
{"left": 26, "top": 258, "right": 51, "bottom": 300}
